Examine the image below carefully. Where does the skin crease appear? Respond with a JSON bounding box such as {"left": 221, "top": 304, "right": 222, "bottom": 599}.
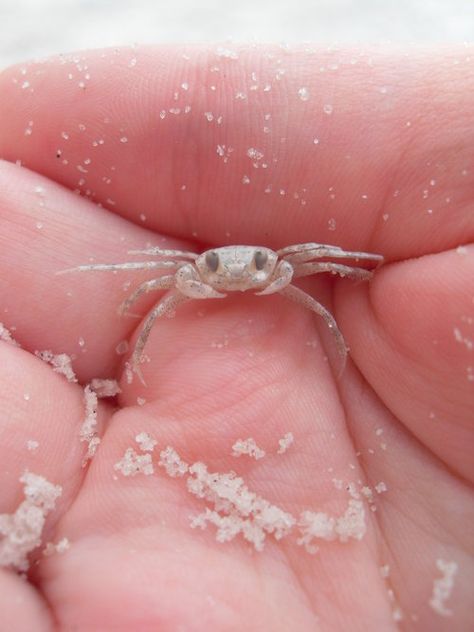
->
{"left": 0, "top": 44, "right": 473, "bottom": 631}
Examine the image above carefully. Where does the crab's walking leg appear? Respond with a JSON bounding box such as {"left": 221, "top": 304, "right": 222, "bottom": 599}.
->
{"left": 128, "top": 247, "right": 198, "bottom": 259}
{"left": 132, "top": 290, "right": 190, "bottom": 382}
{"left": 292, "top": 262, "right": 374, "bottom": 281}
{"left": 277, "top": 243, "right": 341, "bottom": 256}
{"left": 118, "top": 275, "right": 176, "bottom": 316}
{"left": 279, "top": 284, "right": 348, "bottom": 375}
{"left": 283, "top": 247, "right": 383, "bottom": 265}
{"left": 57, "top": 261, "right": 183, "bottom": 274}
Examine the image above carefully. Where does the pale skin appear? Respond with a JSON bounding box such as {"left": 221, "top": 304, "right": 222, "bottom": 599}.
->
{"left": 0, "top": 46, "right": 473, "bottom": 631}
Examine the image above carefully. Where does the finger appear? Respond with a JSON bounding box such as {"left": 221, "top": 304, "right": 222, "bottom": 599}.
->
{"left": 0, "top": 160, "right": 190, "bottom": 381}
{"left": 1, "top": 46, "right": 473, "bottom": 259}
{"left": 338, "top": 245, "right": 474, "bottom": 481}
{"left": 336, "top": 367, "right": 474, "bottom": 626}
{"left": 0, "top": 342, "right": 111, "bottom": 567}
{"left": 0, "top": 569, "right": 52, "bottom": 632}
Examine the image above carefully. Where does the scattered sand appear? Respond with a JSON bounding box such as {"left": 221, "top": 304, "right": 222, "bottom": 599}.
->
{"left": 35, "top": 350, "right": 77, "bottom": 383}
{"left": 277, "top": 432, "right": 294, "bottom": 454}
{"left": 232, "top": 437, "right": 265, "bottom": 460}
{"left": 0, "top": 471, "right": 62, "bottom": 571}
{"left": 429, "top": 559, "right": 458, "bottom": 617}
{"left": 114, "top": 448, "right": 154, "bottom": 477}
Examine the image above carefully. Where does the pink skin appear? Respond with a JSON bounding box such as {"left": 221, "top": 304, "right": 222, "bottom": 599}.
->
{"left": 0, "top": 45, "right": 473, "bottom": 631}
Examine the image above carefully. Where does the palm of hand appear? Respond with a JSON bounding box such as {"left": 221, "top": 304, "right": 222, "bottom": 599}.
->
{"left": 0, "top": 47, "right": 472, "bottom": 631}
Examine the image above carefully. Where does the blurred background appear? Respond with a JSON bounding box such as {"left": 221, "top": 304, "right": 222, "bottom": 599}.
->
{"left": 1, "top": 0, "right": 473, "bottom": 68}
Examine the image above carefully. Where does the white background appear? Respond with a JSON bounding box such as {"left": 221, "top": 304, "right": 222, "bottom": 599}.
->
{"left": 0, "top": 0, "right": 473, "bottom": 68}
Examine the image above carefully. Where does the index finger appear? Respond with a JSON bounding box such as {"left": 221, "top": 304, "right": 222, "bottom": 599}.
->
{"left": 0, "top": 45, "right": 473, "bottom": 258}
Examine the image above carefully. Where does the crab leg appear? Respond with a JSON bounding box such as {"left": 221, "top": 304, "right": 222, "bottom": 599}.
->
{"left": 283, "top": 247, "right": 383, "bottom": 265}
{"left": 279, "top": 284, "right": 348, "bottom": 374}
{"left": 292, "top": 262, "right": 374, "bottom": 281}
{"left": 118, "top": 275, "right": 176, "bottom": 316}
{"left": 132, "top": 290, "right": 190, "bottom": 382}
{"left": 277, "top": 242, "right": 342, "bottom": 256}
{"left": 128, "top": 247, "right": 198, "bottom": 259}
{"left": 58, "top": 260, "right": 185, "bottom": 274}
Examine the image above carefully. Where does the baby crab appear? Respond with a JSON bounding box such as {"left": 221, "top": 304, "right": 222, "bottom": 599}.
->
{"left": 62, "top": 243, "right": 383, "bottom": 381}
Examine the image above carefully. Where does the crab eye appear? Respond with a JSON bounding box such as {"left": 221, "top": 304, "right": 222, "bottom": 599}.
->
{"left": 254, "top": 250, "right": 268, "bottom": 270}
{"left": 205, "top": 250, "right": 219, "bottom": 272}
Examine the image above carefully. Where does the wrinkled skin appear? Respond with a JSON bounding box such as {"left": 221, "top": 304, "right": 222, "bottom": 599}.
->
{"left": 0, "top": 46, "right": 473, "bottom": 632}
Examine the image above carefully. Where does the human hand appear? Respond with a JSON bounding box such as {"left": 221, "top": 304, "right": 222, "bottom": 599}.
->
{"left": 0, "top": 46, "right": 472, "bottom": 631}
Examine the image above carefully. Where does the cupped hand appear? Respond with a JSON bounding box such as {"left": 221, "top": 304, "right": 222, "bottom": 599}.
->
{"left": 0, "top": 45, "right": 472, "bottom": 631}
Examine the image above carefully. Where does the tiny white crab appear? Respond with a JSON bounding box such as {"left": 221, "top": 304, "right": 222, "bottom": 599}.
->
{"left": 62, "top": 243, "right": 383, "bottom": 381}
